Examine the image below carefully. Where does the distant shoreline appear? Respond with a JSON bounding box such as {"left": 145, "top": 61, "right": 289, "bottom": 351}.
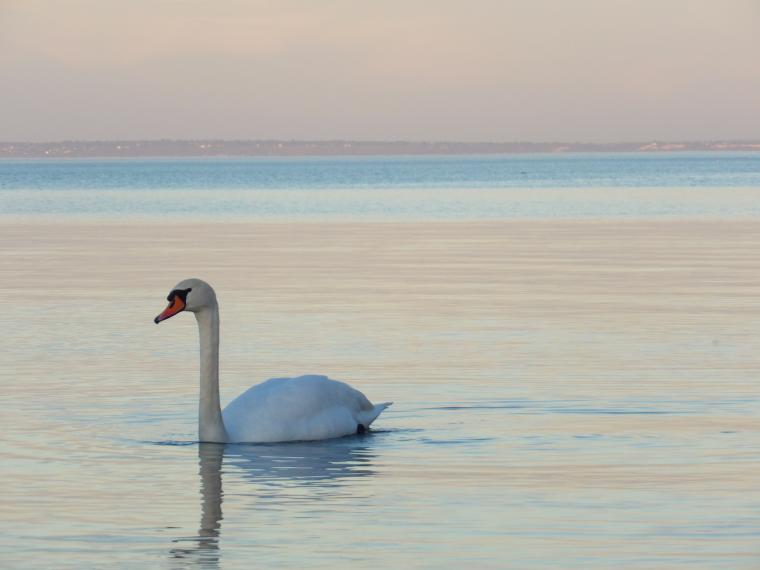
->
{"left": 2, "top": 140, "right": 760, "bottom": 159}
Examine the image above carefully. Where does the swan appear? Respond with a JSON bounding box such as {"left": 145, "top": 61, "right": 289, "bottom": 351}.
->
{"left": 154, "top": 278, "right": 391, "bottom": 443}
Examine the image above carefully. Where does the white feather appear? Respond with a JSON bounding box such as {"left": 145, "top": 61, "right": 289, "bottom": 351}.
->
{"left": 223, "top": 375, "right": 392, "bottom": 443}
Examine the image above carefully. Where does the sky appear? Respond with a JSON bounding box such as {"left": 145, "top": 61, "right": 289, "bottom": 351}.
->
{"left": 1, "top": 0, "right": 759, "bottom": 142}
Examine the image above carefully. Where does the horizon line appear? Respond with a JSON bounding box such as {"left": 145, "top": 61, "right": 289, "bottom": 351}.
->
{"left": 3, "top": 139, "right": 760, "bottom": 159}
{"left": 4, "top": 138, "right": 760, "bottom": 145}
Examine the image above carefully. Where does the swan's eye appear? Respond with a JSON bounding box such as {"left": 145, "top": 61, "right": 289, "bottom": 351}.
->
{"left": 167, "top": 288, "right": 192, "bottom": 303}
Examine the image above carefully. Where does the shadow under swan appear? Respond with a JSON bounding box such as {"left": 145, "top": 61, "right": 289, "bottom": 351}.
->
{"left": 169, "top": 436, "right": 378, "bottom": 566}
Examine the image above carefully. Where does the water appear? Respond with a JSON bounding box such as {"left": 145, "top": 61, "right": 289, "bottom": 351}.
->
{"left": 2, "top": 155, "right": 760, "bottom": 568}
{"left": 1, "top": 153, "right": 760, "bottom": 219}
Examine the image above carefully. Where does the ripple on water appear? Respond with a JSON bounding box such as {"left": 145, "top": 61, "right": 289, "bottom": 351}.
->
{"left": 5, "top": 217, "right": 760, "bottom": 568}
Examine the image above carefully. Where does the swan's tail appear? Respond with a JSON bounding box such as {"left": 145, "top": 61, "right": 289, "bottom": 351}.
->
{"left": 359, "top": 402, "right": 393, "bottom": 428}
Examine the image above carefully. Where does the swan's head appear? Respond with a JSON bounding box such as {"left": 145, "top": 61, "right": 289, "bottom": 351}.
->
{"left": 154, "top": 278, "right": 217, "bottom": 324}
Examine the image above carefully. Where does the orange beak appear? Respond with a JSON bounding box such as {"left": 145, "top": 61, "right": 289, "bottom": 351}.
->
{"left": 154, "top": 296, "right": 186, "bottom": 324}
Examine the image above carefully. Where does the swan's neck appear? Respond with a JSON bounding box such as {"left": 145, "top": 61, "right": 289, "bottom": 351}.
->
{"left": 195, "top": 305, "right": 228, "bottom": 443}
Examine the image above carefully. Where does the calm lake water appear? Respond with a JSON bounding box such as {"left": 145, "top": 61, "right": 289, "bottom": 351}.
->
{"left": 2, "top": 154, "right": 760, "bottom": 568}
{"left": 2, "top": 152, "right": 760, "bottom": 219}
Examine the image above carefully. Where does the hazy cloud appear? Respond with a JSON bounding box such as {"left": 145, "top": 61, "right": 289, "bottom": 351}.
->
{"left": 1, "top": 0, "right": 758, "bottom": 141}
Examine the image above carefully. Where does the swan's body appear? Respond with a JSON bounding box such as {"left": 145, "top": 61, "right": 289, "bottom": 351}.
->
{"left": 223, "top": 375, "right": 390, "bottom": 443}
{"left": 155, "top": 278, "right": 391, "bottom": 443}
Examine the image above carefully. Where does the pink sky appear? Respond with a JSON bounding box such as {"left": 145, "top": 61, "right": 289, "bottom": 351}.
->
{"left": 1, "top": 0, "right": 759, "bottom": 142}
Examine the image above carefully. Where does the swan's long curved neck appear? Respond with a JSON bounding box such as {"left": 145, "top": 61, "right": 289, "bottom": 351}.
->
{"left": 196, "top": 304, "right": 229, "bottom": 443}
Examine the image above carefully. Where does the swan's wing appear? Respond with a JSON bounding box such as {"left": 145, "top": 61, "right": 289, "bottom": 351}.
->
{"left": 222, "top": 375, "right": 389, "bottom": 442}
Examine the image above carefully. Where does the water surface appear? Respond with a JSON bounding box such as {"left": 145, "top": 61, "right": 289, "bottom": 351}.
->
{"left": 3, "top": 154, "right": 760, "bottom": 567}
{"left": 2, "top": 153, "right": 760, "bottom": 219}
{"left": 2, "top": 219, "right": 760, "bottom": 568}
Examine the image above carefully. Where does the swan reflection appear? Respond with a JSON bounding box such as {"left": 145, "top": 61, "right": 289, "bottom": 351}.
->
{"left": 170, "top": 437, "right": 377, "bottom": 566}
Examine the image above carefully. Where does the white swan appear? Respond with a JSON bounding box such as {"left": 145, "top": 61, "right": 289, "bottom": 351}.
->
{"left": 154, "top": 278, "right": 391, "bottom": 443}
